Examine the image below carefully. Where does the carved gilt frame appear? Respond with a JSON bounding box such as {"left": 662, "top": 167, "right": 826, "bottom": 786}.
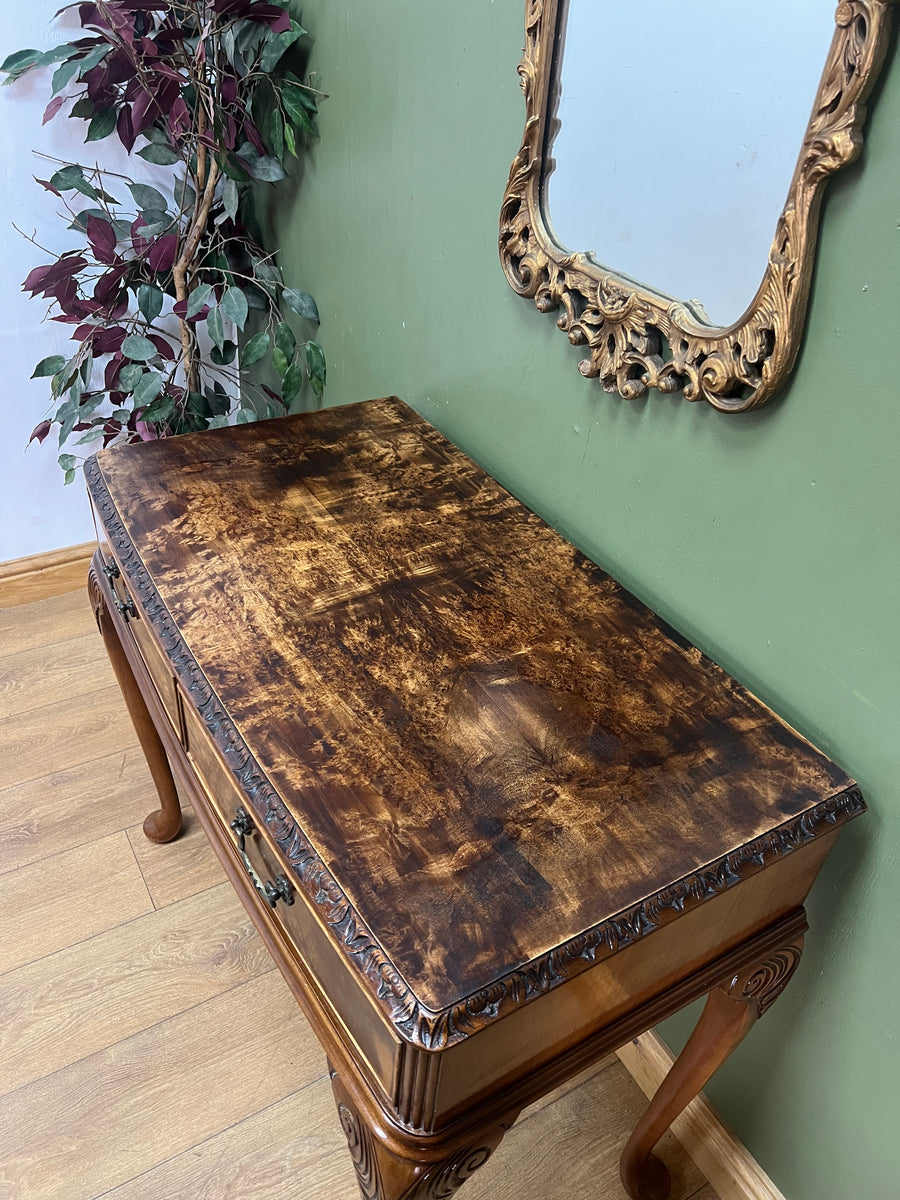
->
{"left": 499, "top": 0, "right": 894, "bottom": 412}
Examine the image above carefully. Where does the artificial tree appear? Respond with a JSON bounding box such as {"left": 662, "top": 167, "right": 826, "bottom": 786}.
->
{"left": 2, "top": 0, "right": 324, "bottom": 481}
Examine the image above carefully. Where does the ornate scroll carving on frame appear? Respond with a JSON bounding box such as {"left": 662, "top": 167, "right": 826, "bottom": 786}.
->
{"left": 499, "top": 0, "right": 895, "bottom": 411}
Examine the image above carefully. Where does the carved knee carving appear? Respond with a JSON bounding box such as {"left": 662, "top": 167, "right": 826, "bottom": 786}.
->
{"left": 620, "top": 920, "right": 806, "bottom": 1200}
{"left": 330, "top": 1065, "right": 515, "bottom": 1200}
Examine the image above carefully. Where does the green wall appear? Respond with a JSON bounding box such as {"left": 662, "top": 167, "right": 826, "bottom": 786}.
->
{"left": 268, "top": 5, "right": 900, "bottom": 1196}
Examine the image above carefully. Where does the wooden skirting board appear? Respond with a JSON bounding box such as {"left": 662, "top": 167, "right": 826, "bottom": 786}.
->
{"left": 617, "top": 1033, "right": 786, "bottom": 1200}
{"left": 0, "top": 542, "right": 95, "bottom": 608}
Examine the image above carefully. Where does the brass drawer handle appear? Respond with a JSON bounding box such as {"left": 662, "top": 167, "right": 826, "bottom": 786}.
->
{"left": 114, "top": 593, "right": 138, "bottom": 622}
{"left": 230, "top": 807, "right": 294, "bottom": 909}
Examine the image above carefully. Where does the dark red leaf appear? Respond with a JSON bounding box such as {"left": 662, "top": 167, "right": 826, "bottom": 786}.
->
{"left": 109, "top": 294, "right": 129, "bottom": 321}
{"left": 104, "top": 47, "right": 133, "bottom": 84}
{"left": 149, "top": 334, "right": 175, "bottom": 361}
{"left": 251, "top": 6, "right": 292, "bottom": 34}
{"left": 243, "top": 120, "right": 265, "bottom": 156}
{"left": 29, "top": 420, "right": 52, "bottom": 445}
{"left": 22, "top": 265, "right": 52, "bottom": 294}
{"left": 73, "top": 421, "right": 92, "bottom": 431}
{"left": 42, "top": 96, "right": 65, "bottom": 125}
{"left": 130, "top": 86, "right": 157, "bottom": 133}
{"left": 34, "top": 178, "right": 62, "bottom": 197}
{"left": 221, "top": 74, "right": 237, "bottom": 106}
{"left": 73, "top": 322, "right": 98, "bottom": 341}
{"left": 169, "top": 95, "right": 190, "bottom": 135}
{"left": 92, "top": 325, "right": 127, "bottom": 355}
{"left": 93, "top": 262, "right": 127, "bottom": 304}
{"left": 116, "top": 103, "right": 135, "bottom": 151}
{"left": 87, "top": 215, "right": 118, "bottom": 265}
{"left": 147, "top": 233, "right": 178, "bottom": 274}
{"left": 104, "top": 352, "right": 124, "bottom": 390}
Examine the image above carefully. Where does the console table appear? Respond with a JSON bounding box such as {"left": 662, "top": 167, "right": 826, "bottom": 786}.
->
{"left": 85, "top": 397, "right": 864, "bottom": 1199}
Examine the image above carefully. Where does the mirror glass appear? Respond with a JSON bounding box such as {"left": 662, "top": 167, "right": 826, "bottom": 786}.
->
{"left": 544, "top": 0, "right": 836, "bottom": 328}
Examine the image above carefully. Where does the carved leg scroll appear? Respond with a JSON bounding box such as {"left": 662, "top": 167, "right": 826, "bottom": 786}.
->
{"left": 88, "top": 562, "right": 182, "bottom": 842}
{"left": 619, "top": 923, "right": 805, "bottom": 1200}
{"left": 329, "top": 1064, "right": 516, "bottom": 1200}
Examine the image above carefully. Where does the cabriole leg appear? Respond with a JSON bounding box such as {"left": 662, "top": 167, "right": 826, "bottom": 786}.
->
{"left": 88, "top": 559, "right": 182, "bottom": 842}
{"left": 329, "top": 1063, "right": 516, "bottom": 1200}
{"left": 619, "top": 925, "right": 805, "bottom": 1200}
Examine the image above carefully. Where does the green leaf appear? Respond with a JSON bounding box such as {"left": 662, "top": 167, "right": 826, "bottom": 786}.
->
{"left": 211, "top": 340, "right": 237, "bottom": 366}
{"left": 241, "top": 331, "right": 270, "bottom": 367}
{"left": 142, "top": 125, "right": 169, "bottom": 145}
{"left": 76, "top": 45, "right": 109, "bottom": 77}
{"left": 207, "top": 306, "right": 225, "bottom": 350}
{"left": 1, "top": 49, "right": 42, "bottom": 80}
{"left": 70, "top": 97, "right": 95, "bottom": 119}
{"left": 259, "top": 26, "right": 304, "bottom": 74}
{"left": 80, "top": 352, "right": 93, "bottom": 385}
{"left": 134, "top": 371, "right": 164, "bottom": 408}
{"left": 138, "top": 143, "right": 179, "bottom": 166}
{"left": 268, "top": 107, "right": 284, "bottom": 160}
{"left": 222, "top": 177, "right": 238, "bottom": 223}
{"left": 57, "top": 453, "right": 76, "bottom": 471}
{"left": 272, "top": 347, "right": 289, "bottom": 378}
{"left": 64, "top": 468, "right": 76, "bottom": 486}
{"left": 275, "top": 322, "right": 296, "bottom": 361}
{"left": 220, "top": 286, "right": 248, "bottom": 331}
{"left": 37, "top": 44, "right": 78, "bottom": 68}
{"left": 243, "top": 153, "right": 286, "bottom": 183}
{"left": 281, "top": 361, "right": 305, "bottom": 405}
{"left": 75, "top": 426, "right": 106, "bottom": 444}
{"left": 140, "top": 391, "right": 175, "bottom": 423}
{"left": 85, "top": 107, "right": 117, "bottom": 143}
{"left": 129, "top": 182, "right": 168, "bottom": 213}
{"left": 236, "top": 408, "right": 257, "bottom": 425}
{"left": 283, "top": 289, "right": 319, "bottom": 322}
{"left": 51, "top": 58, "right": 80, "bottom": 96}
{"left": 305, "top": 340, "right": 326, "bottom": 396}
{"left": 206, "top": 414, "right": 230, "bottom": 430}
{"left": 49, "top": 164, "right": 99, "bottom": 202}
{"left": 31, "top": 355, "right": 66, "bottom": 379}
{"left": 283, "top": 86, "right": 318, "bottom": 137}
{"left": 253, "top": 258, "right": 282, "bottom": 285}
{"left": 283, "top": 121, "right": 296, "bottom": 158}
{"left": 186, "top": 283, "right": 213, "bottom": 318}
{"left": 137, "top": 283, "right": 164, "bottom": 324}
{"left": 118, "top": 362, "right": 143, "bottom": 392}
{"left": 121, "top": 335, "right": 159, "bottom": 362}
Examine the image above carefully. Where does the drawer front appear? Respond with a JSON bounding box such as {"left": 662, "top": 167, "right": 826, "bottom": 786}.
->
{"left": 180, "top": 698, "right": 400, "bottom": 1101}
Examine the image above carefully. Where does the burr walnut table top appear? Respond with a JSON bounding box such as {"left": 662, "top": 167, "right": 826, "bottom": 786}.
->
{"left": 85, "top": 396, "right": 863, "bottom": 1048}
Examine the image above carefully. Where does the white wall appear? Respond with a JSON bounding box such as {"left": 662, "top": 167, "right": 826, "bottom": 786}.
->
{"left": 0, "top": 4, "right": 98, "bottom": 559}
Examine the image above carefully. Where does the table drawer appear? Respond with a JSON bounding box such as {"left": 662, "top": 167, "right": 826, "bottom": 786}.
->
{"left": 179, "top": 698, "right": 400, "bottom": 1101}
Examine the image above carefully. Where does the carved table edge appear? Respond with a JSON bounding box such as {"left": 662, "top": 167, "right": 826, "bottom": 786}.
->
{"left": 85, "top": 453, "right": 866, "bottom": 1051}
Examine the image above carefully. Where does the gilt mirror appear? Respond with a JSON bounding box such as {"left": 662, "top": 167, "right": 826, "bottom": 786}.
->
{"left": 499, "top": 1, "right": 894, "bottom": 411}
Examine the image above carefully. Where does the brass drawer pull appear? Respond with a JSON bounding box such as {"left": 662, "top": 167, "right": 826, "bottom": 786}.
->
{"left": 114, "top": 593, "right": 138, "bottom": 622}
{"left": 230, "top": 807, "right": 294, "bottom": 909}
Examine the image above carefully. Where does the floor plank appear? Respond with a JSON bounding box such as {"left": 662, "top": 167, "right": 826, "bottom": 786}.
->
{"left": 0, "top": 971, "right": 324, "bottom": 1200}
{"left": 0, "top": 632, "right": 116, "bottom": 719}
{"left": 128, "top": 805, "right": 225, "bottom": 909}
{"left": 464, "top": 1061, "right": 706, "bottom": 1200}
{"left": 0, "top": 883, "right": 271, "bottom": 1098}
{"left": 97, "top": 1079, "right": 358, "bottom": 1200}
{"left": 0, "top": 831, "right": 152, "bottom": 975}
{"left": 0, "top": 589, "right": 96, "bottom": 657}
{"left": 0, "top": 683, "right": 137, "bottom": 792}
{"left": 0, "top": 745, "right": 159, "bottom": 876}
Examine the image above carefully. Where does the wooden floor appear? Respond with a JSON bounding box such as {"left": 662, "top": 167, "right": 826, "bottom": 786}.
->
{"left": 0, "top": 588, "right": 719, "bottom": 1200}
